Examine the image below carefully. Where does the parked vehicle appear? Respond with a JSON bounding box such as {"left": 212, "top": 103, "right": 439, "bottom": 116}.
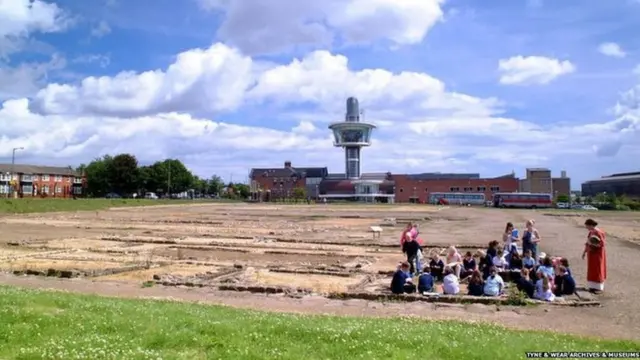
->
{"left": 581, "top": 205, "right": 598, "bottom": 211}
{"left": 144, "top": 192, "right": 158, "bottom": 199}
{"left": 492, "top": 192, "right": 553, "bottom": 209}
{"left": 556, "top": 202, "right": 569, "bottom": 209}
{"left": 105, "top": 192, "right": 121, "bottom": 199}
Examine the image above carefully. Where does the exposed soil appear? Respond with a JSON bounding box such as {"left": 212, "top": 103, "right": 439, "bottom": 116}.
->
{"left": 0, "top": 203, "right": 638, "bottom": 340}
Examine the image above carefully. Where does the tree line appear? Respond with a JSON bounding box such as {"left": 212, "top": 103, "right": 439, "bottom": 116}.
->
{"left": 79, "top": 153, "right": 249, "bottom": 198}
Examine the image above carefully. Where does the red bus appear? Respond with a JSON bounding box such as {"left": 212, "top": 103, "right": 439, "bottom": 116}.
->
{"left": 492, "top": 192, "right": 553, "bottom": 209}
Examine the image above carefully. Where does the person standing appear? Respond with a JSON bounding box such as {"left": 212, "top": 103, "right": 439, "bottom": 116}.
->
{"left": 402, "top": 234, "right": 422, "bottom": 276}
{"left": 582, "top": 218, "right": 607, "bottom": 294}
{"left": 522, "top": 220, "right": 541, "bottom": 260}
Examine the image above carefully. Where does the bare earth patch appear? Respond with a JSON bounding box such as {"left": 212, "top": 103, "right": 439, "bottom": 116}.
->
{"left": 0, "top": 203, "right": 638, "bottom": 340}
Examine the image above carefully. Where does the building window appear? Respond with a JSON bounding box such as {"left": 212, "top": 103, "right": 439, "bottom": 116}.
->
{"left": 42, "top": 175, "right": 50, "bottom": 181}
{"left": 73, "top": 186, "right": 82, "bottom": 195}
{"left": 54, "top": 175, "right": 62, "bottom": 182}
{"left": 490, "top": 186, "right": 500, "bottom": 192}
{"left": 399, "top": 188, "right": 404, "bottom": 192}
{"left": 0, "top": 173, "right": 8, "bottom": 181}
{"left": 450, "top": 187, "right": 460, "bottom": 192}
{"left": 21, "top": 175, "right": 34, "bottom": 182}
{"left": 66, "top": 176, "right": 71, "bottom": 182}
{"left": 42, "top": 185, "right": 49, "bottom": 194}
{"left": 22, "top": 185, "right": 33, "bottom": 194}
{"left": 0, "top": 185, "right": 8, "bottom": 194}
{"left": 55, "top": 186, "right": 62, "bottom": 194}
{"left": 477, "top": 186, "right": 486, "bottom": 192}
{"left": 463, "top": 187, "right": 473, "bottom": 192}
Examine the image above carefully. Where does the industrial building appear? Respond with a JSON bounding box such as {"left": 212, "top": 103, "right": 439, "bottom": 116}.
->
{"left": 581, "top": 172, "right": 640, "bottom": 199}
{"left": 248, "top": 97, "right": 566, "bottom": 203}
{"left": 518, "top": 168, "right": 571, "bottom": 201}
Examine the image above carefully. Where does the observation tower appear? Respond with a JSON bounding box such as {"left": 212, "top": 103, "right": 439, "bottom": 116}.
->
{"left": 328, "top": 97, "right": 376, "bottom": 179}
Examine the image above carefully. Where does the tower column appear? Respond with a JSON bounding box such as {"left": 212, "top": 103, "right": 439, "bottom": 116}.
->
{"left": 345, "top": 146, "right": 360, "bottom": 179}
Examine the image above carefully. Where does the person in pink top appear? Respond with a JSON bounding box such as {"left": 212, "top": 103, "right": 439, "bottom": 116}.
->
{"left": 399, "top": 222, "right": 413, "bottom": 249}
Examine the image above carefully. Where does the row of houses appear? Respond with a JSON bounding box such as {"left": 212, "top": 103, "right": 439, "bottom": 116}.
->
{"left": 0, "top": 164, "right": 85, "bottom": 198}
{"left": 249, "top": 161, "right": 571, "bottom": 203}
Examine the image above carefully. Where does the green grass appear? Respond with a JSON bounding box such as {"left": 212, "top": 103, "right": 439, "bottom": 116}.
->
{"left": 0, "top": 198, "right": 230, "bottom": 214}
{"left": 0, "top": 287, "right": 637, "bottom": 360}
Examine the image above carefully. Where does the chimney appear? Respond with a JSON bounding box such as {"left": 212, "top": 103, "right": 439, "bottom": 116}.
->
{"left": 561, "top": 170, "right": 567, "bottom": 178}
{"left": 284, "top": 161, "right": 292, "bottom": 168}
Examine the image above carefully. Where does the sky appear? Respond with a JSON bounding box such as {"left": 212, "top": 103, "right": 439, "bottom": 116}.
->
{"left": 0, "top": 0, "right": 639, "bottom": 187}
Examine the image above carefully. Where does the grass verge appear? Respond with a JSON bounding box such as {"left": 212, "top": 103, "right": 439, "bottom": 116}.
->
{"left": 0, "top": 198, "right": 228, "bottom": 214}
{"left": 0, "top": 286, "right": 637, "bottom": 360}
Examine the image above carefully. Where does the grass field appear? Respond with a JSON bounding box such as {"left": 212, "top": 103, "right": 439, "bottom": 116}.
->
{"left": 0, "top": 287, "right": 637, "bottom": 360}
{"left": 0, "top": 198, "right": 220, "bottom": 214}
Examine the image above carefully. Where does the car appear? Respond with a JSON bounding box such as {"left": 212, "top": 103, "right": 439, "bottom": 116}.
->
{"left": 581, "top": 205, "right": 598, "bottom": 211}
{"left": 556, "top": 202, "right": 569, "bottom": 209}
{"left": 105, "top": 192, "right": 121, "bottom": 199}
{"left": 144, "top": 192, "right": 158, "bottom": 199}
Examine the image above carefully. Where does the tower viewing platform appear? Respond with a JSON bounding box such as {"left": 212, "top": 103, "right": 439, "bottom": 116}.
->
{"left": 328, "top": 97, "right": 376, "bottom": 179}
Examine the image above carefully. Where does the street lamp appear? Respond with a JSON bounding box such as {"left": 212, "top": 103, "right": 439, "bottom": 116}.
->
{"left": 9, "top": 147, "right": 24, "bottom": 198}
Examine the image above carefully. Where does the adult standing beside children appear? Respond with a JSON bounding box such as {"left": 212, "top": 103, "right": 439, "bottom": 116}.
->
{"left": 582, "top": 218, "right": 607, "bottom": 294}
{"left": 521, "top": 219, "right": 541, "bottom": 260}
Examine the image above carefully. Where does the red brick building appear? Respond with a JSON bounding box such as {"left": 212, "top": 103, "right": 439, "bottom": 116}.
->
{"left": 0, "top": 164, "right": 85, "bottom": 198}
{"left": 249, "top": 161, "right": 327, "bottom": 201}
{"left": 392, "top": 173, "right": 519, "bottom": 203}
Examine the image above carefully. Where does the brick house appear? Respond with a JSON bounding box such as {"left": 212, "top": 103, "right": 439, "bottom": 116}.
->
{"left": 249, "top": 161, "right": 328, "bottom": 201}
{"left": 0, "top": 164, "right": 85, "bottom": 198}
{"left": 392, "top": 173, "right": 519, "bottom": 203}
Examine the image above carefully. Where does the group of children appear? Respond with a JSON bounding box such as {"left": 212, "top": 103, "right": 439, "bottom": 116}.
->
{"left": 391, "top": 221, "right": 577, "bottom": 301}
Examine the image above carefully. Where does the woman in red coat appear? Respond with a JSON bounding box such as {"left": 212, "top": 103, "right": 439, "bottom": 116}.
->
{"left": 582, "top": 218, "right": 607, "bottom": 294}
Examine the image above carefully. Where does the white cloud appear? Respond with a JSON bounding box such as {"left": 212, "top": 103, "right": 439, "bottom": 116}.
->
{"left": 292, "top": 121, "right": 317, "bottom": 134}
{"left": 197, "top": 0, "right": 444, "bottom": 54}
{"left": 0, "top": 0, "right": 69, "bottom": 38}
{"left": 0, "top": 54, "right": 66, "bottom": 100}
{"left": 72, "top": 54, "right": 111, "bottom": 68}
{"left": 0, "top": 41, "right": 635, "bottom": 181}
{"left": 90, "top": 20, "right": 111, "bottom": 38}
{"left": 598, "top": 42, "right": 626, "bottom": 58}
{"left": 498, "top": 55, "right": 575, "bottom": 85}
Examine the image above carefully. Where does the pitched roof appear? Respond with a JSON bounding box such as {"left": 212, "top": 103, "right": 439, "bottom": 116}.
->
{"left": 249, "top": 166, "right": 328, "bottom": 179}
{"left": 0, "top": 164, "right": 81, "bottom": 176}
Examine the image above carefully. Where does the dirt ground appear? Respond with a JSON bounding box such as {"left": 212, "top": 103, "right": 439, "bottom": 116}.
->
{"left": 0, "top": 203, "right": 639, "bottom": 341}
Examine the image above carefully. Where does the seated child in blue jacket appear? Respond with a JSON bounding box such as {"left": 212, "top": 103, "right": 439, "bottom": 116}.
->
{"left": 418, "top": 267, "right": 435, "bottom": 293}
{"left": 466, "top": 270, "right": 484, "bottom": 296}
{"left": 553, "top": 265, "right": 576, "bottom": 296}
{"left": 390, "top": 262, "right": 416, "bottom": 294}
{"left": 429, "top": 254, "right": 445, "bottom": 281}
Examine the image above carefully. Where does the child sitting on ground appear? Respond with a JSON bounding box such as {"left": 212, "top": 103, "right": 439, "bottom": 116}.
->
{"left": 429, "top": 253, "right": 445, "bottom": 281}
{"left": 461, "top": 251, "right": 477, "bottom": 279}
{"left": 390, "top": 262, "right": 416, "bottom": 294}
{"left": 467, "top": 270, "right": 484, "bottom": 296}
{"left": 418, "top": 266, "right": 435, "bottom": 293}
{"left": 483, "top": 266, "right": 504, "bottom": 297}
{"left": 553, "top": 265, "right": 576, "bottom": 297}
{"left": 509, "top": 251, "right": 523, "bottom": 270}
{"left": 492, "top": 247, "right": 508, "bottom": 270}
{"left": 516, "top": 268, "right": 535, "bottom": 298}
{"left": 522, "top": 249, "right": 536, "bottom": 270}
{"left": 537, "top": 255, "right": 555, "bottom": 281}
{"left": 559, "top": 258, "right": 572, "bottom": 277}
{"left": 442, "top": 266, "right": 460, "bottom": 295}
{"left": 535, "top": 275, "right": 555, "bottom": 302}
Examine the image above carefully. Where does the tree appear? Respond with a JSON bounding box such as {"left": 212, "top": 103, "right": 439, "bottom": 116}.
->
{"left": 108, "top": 153, "right": 140, "bottom": 195}
{"left": 556, "top": 194, "right": 569, "bottom": 203}
{"left": 85, "top": 155, "right": 114, "bottom": 197}
{"left": 293, "top": 187, "right": 306, "bottom": 201}
{"left": 149, "top": 159, "right": 194, "bottom": 195}
{"left": 207, "top": 175, "right": 224, "bottom": 195}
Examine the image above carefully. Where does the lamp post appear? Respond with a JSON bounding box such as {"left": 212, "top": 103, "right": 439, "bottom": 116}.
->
{"left": 10, "top": 147, "right": 24, "bottom": 199}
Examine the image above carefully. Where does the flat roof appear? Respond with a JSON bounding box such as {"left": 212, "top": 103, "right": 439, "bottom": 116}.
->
{"left": 584, "top": 174, "right": 640, "bottom": 183}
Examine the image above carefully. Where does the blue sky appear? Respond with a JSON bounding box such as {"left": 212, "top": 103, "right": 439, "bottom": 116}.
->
{"left": 0, "top": 0, "right": 639, "bottom": 187}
